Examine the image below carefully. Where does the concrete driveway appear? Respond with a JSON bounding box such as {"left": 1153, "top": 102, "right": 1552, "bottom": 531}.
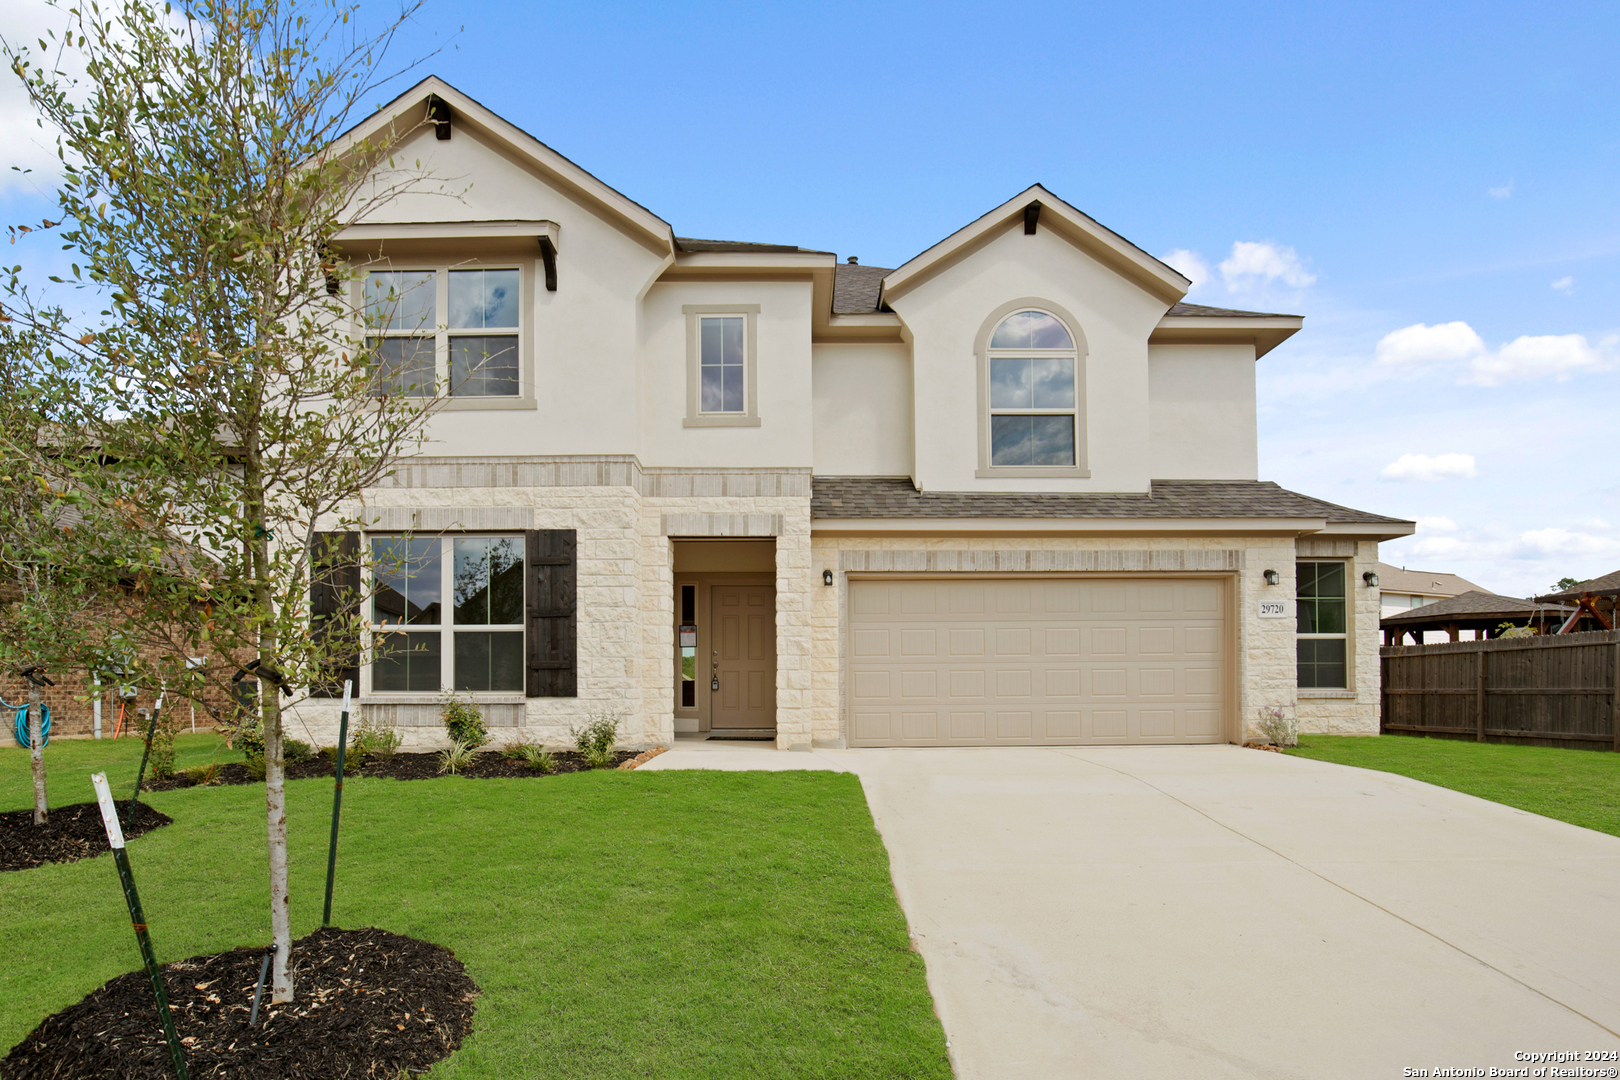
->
{"left": 648, "top": 741, "right": 1620, "bottom": 1077}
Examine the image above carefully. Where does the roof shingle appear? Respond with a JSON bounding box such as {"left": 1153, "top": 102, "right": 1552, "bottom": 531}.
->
{"left": 811, "top": 476, "right": 1411, "bottom": 526}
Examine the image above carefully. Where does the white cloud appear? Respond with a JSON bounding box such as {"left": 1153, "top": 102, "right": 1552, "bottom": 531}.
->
{"left": 1373, "top": 321, "right": 1612, "bottom": 385}
{"left": 1160, "top": 248, "right": 1211, "bottom": 293}
{"left": 1465, "top": 333, "right": 1608, "bottom": 385}
{"left": 1380, "top": 453, "right": 1479, "bottom": 482}
{"left": 1219, "top": 241, "right": 1316, "bottom": 292}
{"left": 1416, "top": 515, "right": 1458, "bottom": 533}
{"left": 1375, "top": 321, "right": 1486, "bottom": 369}
{"left": 1489, "top": 181, "right": 1514, "bottom": 199}
{"left": 1509, "top": 527, "right": 1618, "bottom": 561}
{"left": 1551, "top": 275, "right": 1574, "bottom": 292}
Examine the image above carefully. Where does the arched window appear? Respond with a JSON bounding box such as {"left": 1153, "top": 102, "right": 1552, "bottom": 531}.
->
{"left": 986, "top": 309, "right": 1079, "bottom": 468}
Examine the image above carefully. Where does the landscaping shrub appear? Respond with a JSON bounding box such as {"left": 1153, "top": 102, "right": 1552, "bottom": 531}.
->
{"left": 1255, "top": 706, "right": 1297, "bottom": 747}
{"left": 148, "top": 714, "right": 178, "bottom": 780}
{"left": 502, "top": 740, "right": 557, "bottom": 774}
{"left": 571, "top": 711, "right": 621, "bottom": 769}
{"left": 441, "top": 696, "right": 489, "bottom": 749}
{"left": 283, "top": 738, "right": 316, "bottom": 764}
{"left": 233, "top": 717, "right": 265, "bottom": 759}
{"left": 323, "top": 741, "right": 366, "bottom": 772}
{"left": 437, "top": 739, "right": 476, "bottom": 775}
{"left": 179, "top": 761, "right": 221, "bottom": 786}
{"left": 353, "top": 718, "right": 402, "bottom": 761}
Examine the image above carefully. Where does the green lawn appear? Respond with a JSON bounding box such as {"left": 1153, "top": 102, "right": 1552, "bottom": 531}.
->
{"left": 1, "top": 735, "right": 950, "bottom": 1078}
{"left": 1287, "top": 734, "right": 1620, "bottom": 838}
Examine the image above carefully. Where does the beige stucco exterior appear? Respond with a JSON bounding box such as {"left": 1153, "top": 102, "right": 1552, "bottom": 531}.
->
{"left": 285, "top": 78, "right": 1411, "bottom": 751}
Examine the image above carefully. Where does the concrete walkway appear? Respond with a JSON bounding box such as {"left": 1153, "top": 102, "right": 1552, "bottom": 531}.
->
{"left": 644, "top": 742, "right": 1620, "bottom": 1078}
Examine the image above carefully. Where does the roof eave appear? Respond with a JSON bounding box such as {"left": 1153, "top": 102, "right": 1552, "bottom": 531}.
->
{"left": 1150, "top": 315, "right": 1306, "bottom": 359}
{"left": 329, "top": 76, "right": 675, "bottom": 256}
{"left": 812, "top": 516, "right": 1330, "bottom": 536}
{"left": 881, "top": 184, "right": 1191, "bottom": 307}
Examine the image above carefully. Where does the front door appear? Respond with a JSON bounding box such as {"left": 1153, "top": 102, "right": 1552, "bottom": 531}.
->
{"left": 710, "top": 584, "right": 776, "bottom": 731}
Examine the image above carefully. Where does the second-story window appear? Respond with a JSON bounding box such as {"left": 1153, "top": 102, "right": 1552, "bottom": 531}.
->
{"left": 365, "top": 267, "right": 522, "bottom": 399}
{"left": 987, "top": 309, "right": 1078, "bottom": 467}
{"left": 699, "top": 315, "right": 746, "bottom": 413}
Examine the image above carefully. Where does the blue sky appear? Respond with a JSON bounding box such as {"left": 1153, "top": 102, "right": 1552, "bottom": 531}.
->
{"left": 4, "top": 0, "right": 1617, "bottom": 596}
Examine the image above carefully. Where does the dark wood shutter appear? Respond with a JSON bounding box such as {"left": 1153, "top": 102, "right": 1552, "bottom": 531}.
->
{"left": 310, "top": 531, "right": 361, "bottom": 698}
{"left": 526, "top": 529, "right": 577, "bottom": 697}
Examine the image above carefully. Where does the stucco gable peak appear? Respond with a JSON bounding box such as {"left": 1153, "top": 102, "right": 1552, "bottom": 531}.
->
{"left": 330, "top": 75, "right": 674, "bottom": 253}
{"left": 881, "top": 184, "right": 1192, "bottom": 307}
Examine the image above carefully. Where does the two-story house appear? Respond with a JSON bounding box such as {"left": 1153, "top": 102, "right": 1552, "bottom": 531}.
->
{"left": 291, "top": 77, "right": 1413, "bottom": 751}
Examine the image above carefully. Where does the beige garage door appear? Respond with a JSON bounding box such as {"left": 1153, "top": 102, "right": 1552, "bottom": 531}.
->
{"left": 848, "top": 577, "right": 1229, "bottom": 747}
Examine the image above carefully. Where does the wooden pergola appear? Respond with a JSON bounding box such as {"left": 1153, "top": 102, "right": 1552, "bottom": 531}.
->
{"left": 1381, "top": 590, "right": 1575, "bottom": 646}
{"left": 1534, "top": 569, "right": 1619, "bottom": 634}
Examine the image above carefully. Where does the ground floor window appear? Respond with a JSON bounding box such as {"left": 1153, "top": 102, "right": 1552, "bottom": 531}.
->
{"left": 372, "top": 534, "right": 524, "bottom": 692}
{"left": 1297, "top": 560, "right": 1348, "bottom": 688}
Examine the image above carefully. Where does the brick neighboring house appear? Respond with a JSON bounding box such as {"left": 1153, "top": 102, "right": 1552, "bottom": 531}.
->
{"left": 279, "top": 76, "right": 1413, "bottom": 752}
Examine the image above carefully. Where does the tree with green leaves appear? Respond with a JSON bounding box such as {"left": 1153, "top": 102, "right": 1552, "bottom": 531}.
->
{"left": 3, "top": 0, "right": 445, "bottom": 1001}
{"left": 1554, "top": 576, "right": 1583, "bottom": 593}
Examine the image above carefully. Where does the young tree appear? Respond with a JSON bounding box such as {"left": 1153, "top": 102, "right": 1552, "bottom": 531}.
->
{"left": 3, "top": 0, "right": 444, "bottom": 1001}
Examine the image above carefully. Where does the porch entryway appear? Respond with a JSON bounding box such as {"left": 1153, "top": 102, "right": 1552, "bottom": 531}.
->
{"left": 672, "top": 539, "right": 777, "bottom": 738}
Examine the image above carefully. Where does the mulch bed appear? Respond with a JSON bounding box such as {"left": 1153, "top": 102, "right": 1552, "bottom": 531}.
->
{"left": 2, "top": 926, "right": 478, "bottom": 1080}
{"left": 0, "top": 801, "right": 172, "bottom": 874}
{"left": 140, "top": 748, "right": 643, "bottom": 791}
{"left": 1243, "top": 741, "right": 1286, "bottom": 754}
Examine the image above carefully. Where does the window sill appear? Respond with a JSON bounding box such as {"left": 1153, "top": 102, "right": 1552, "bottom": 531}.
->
{"left": 361, "top": 693, "right": 527, "bottom": 705}
{"left": 974, "top": 466, "right": 1091, "bottom": 479}
{"left": 684, "top": 414, "right": 761, "bottom": 428}
{"left": 1298, "top": 689, "right": 1356, "bottom": 699}
{"left": 438, "top": 396, "right": 536, "bottom": 412}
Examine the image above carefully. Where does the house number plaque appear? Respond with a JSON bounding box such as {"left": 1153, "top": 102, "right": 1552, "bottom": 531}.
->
{"left": 1257, "top": 599, "right": 1289, "bottom": 619}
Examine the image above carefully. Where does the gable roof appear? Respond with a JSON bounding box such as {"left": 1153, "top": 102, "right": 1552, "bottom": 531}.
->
{"left": 1380, "top": 590, "right": 1570, "bottom": 625}
{"left": 812, "top": 477, "right": 1412, "bottom": 532}
{"left": 330, "top": 76, "right": 674, "bottom": 253}
{"left": 675, "top": 237, "right": 829, "bottom": 255}
{"left": 1537, "top": 569, "right": 1620, "bottom": 601}
{"left": 879, "top": 185, "right": 1193, "bottom": 307}
{"left": 1376, "top": 563, "right": 1487, "bottom": 598}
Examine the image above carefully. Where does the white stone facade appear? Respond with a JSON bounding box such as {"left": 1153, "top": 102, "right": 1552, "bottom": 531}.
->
{"left": 285, "top": 473, "right": 1383, "bottom": 751}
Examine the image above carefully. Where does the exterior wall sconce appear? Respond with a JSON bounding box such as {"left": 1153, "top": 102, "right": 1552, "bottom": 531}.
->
{"left": 822, "top": 569, "right": 834, "bottom": 586}
{"left": 1363, "top": 571, "right": 1380, "bottom": 588}
{"left": 1263, "top": 569, "right": 1280, "bottom": 586}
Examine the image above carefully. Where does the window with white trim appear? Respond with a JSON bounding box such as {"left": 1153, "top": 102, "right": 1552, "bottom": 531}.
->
{"left": 682, "top": 303, "right": 760, "bottom": 427}
{"left": 1297, "top": 560, "right": 1348, "bottom": 689}
{"left": 986, "top": 309, "right": 1079, "bottom": 468}
{"left": 365, "top": 267, "right": 522, "bottom": 399}
{"left": 371, "top": 535, "right": 525, "bottom": 693}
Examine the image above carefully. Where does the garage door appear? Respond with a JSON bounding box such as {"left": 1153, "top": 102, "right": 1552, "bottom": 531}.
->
{"left": 848, "top": 577, "right": 1228, "bottom": 747}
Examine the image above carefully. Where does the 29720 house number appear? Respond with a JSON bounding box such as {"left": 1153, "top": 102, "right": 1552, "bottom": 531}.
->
{"left": 1257, "top": 599, "right": 1289, "bottom": 618}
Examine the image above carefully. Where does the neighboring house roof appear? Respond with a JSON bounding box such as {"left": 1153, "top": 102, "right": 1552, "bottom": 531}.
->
{"left": 1380, "top": 590, "right": 1570, "bottom": 625}
{"left": 1537, "top": 569, "right": 1620, "bottom": 602}
{"left": 811, "top": 476, "right": 1412, "bottom": 528}
{"left": 1375, "top": 563, "right": 1486, "bottom": 598}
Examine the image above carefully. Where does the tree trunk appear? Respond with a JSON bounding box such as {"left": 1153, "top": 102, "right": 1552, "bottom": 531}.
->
{"left": 263, "top": 664, "right": 292, "bottom": 1001}
{"left": 29, "top": 680, "right": 46, "bottom": 825}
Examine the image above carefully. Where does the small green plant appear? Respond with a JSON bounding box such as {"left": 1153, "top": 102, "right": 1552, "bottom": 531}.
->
{"left": 441, "top": 695, "right": 489, "bottom": 749}
{"left": 571, "top": 711, "right": 622, "bottom": 769}
{"left": 500, "top": 739, "right": 529, "bottom": 760}
{"left": 245, "top": 755, "right": 267, "bottom": 782}
{"left": 499, "top": 740, "right": 556, "bottom": 773}
{"left": 233, "top": 717, "right": 265, "bottom": 759}
{"left": 180, "top": 761, "right": 221, "bottom": 786}
{"left": 148, "top": 712, "right": 178, "bottom": 779}
{"left": 1255, "top": 705, "right": 1297, "bottom": 748}
{"left": 438, "top": 739, "right": 477, "bottom": 775}
{"left": 353, "top": 718, "right": 402, "bottom": 761}
{"left": 323, "top": 742, "right": 366, "bottom": 771}
{"left": 284, "top": 738, "right": 316, "bottom": 764}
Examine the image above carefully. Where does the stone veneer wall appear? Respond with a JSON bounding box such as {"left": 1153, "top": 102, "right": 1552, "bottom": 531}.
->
{"left": 1293, "top": 538, "right": 1382, "bottom": 735}
{"left": 807, "top": 534, "right": 1332, "bottom": 747}
{"left": 284, "top": 457, "right": 814, "bottom": 751}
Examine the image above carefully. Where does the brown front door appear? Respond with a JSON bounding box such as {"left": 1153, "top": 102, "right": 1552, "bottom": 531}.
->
{"left": 710, "top": 584, "right": 776, "bottom": 730}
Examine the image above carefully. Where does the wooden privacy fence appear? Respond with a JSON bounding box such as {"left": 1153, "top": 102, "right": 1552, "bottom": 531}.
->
{"left": 1381, "top": 629, "right": 1620, "bottom": 749}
